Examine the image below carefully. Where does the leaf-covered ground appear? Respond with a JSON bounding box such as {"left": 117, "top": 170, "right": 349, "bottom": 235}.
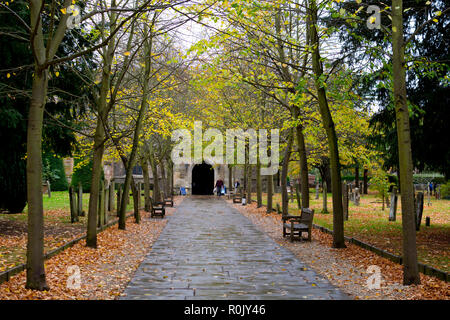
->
{"left": 0, "top": 191, "right": 136, "bottom": 272}
{"left": 0, "top": 197, "right": 181, "bottom": 300}
{"left": 231, "top": 199, "right": 449, "bottom": 300}
{"left": 260, "top": 191, "right": 450, "bottom": 272}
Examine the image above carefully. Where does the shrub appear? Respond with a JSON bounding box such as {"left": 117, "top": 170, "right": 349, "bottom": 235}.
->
{"left": 0, "top": 149, "right": 27, "bottom": 213}
{"left": 42, "top": 152, "right": 69, "bottom": 191}
{"left": 440, "top": 182, "right": 450, "bottom": 199}
{"left": 70, "top": 158, "right": 103, "bottom": 193}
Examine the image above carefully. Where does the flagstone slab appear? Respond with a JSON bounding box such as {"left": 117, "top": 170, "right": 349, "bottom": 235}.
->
{"left": 121, "top": 196, "right": 349, "bottom": 300}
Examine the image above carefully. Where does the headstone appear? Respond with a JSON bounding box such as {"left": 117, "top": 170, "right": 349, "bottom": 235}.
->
{"left": 77, "top": 182, "right": 84, "bottom": 216}
{"left": 109, "top": 180, "right": 115, "bottom": 212}
{"left": 343, "top": 182, "right": 349, "bottom": 221}
{"left": 426, "top": 216, "right": 430, "bottom": 227}
{"left": 276, "top": 203, "right": 281, "bottom": 214}
{"left": 389, "top": 187, "right": 398, "bottom": 221}
{"left": 98, "top": 180, "right": 105, "bottom": 228}
{"left": 104, "top": 185, "right": 109, "bottom": 224}
{"left": 415, "top": 192, "right": 424, "bottom": 231}
{"left": 354, "top": 187, "right": 360, "bottom": 206}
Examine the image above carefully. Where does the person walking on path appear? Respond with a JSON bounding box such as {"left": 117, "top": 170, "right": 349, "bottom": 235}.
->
{"left": 215, "top": 179, "right": 224, "bottom": 196}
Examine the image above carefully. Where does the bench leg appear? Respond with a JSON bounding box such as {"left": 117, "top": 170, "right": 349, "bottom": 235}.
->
{"left": 290, "top": 230, "right": 294, "bottom": 242}
{"left": 307, "top": 229, "right": 312, "bottom": 241}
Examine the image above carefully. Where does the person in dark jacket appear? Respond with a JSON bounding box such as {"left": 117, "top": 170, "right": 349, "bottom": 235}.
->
{"left": 215, "top": 179, "right": 224, "bottom": 196}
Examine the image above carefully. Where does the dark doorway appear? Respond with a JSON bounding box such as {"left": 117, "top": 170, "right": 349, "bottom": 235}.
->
{"left": 192, "top": 162, "right": 214, "bottom": 195}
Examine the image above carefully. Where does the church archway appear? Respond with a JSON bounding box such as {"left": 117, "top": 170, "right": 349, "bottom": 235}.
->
{"left": 192, "top": 162, "right": 214, "bottom": 195}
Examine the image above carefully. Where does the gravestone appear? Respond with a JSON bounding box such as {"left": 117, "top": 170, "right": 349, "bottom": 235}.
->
{"left": 276, "top": 203, "right": 281, "bottom": 214}
{"left": 342, "top": 182, "right": 349, "bottom": 221}
{"left": 104, "top": 184, "right": 109, "bottom": 225}
{"left": 426, "top": 216, "right": 430, "bottom": 227}
{"left": 427, "top": 184, "right": 432, "bottom": 206}
{"left": 98, "top": 180, "right": 105, "bottom": 228}
{"left": 415, "top": 192, "right": 424, "bottom": 231}
{"left": 389, "top": 187, "right": 398, "bottom": 221}
{"left": 77, "top": 182, "right": 84, "bottom": 216}
{"left": 354, "top": 187, "right": 360, "bottom": 206}
{"left": 109, "top": 180, "right": 115, "bottom": 212}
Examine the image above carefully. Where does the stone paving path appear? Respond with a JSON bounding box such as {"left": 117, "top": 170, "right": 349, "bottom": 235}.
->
{"left": 121, "top": 196, "right": 349, "bottom": 300}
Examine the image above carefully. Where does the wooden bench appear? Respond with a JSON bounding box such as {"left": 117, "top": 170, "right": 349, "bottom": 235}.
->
{"left": 282, "top": 208, "right": 314, "bottom": 242}
{"left": 150, "top": 197, "right": 165, "bottom": 218}
{"left": 162, "top": 191, "right": 174, "bottom": 207}
{"left": 231, "top": 188, "right": 242, "bottom": 203}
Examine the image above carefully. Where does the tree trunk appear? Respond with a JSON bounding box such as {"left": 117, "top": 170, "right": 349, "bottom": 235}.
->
{"left": 228, "top": 165, "right": 233, "bottom": 193}
{"left": 355, "top": 163, "right": 359, "bottom": 189}
{"left": 86, "top": 116, "right": 106, "bottom": 247}
{"left": 142, "top": 159, "right": 151, "bottom": 211}
{"left": 309, "top": 0, "right": 345, "bottom": 248}
{"left": 363, "top": 168, "right": 368, "bottom": 194}
{"left": 267, "top": 173, "right": 273, "bottom": 213}
{"left": 293, "top": 107, "right": 310, "bottom": 208}
{"left": 150, "top": 156, "right": 161, "bottom": 203}
{"left": 281, "top": 131, "right": 293, "bottom": 216}
{"left": 256, "top": 161, "right": 262, "bottom": 207}
{"left": 118, "top": 31, "right": 153, "bottom": 229}
{"left": 246, "top": 165, "right": 252, "bottom": 204}
{"left": 160, "top": 161, "right": 167, "bottom": 197}
{"left": 392, "top": 0, "right": 420, "bottom": 285}
{"left": 322, "top": 181, "right": 328, "bottom": 213}
{"left": 167, "top": 159, "right": 174, "bottom": 196}
{"left": 26, "top": 70, "right": 49, "bottom": 290}
{"left": 131, "top": 179, "right": 140, "bottom": 224}
{"left": 86, "top": 28, "right": 115, "bottom": 247}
